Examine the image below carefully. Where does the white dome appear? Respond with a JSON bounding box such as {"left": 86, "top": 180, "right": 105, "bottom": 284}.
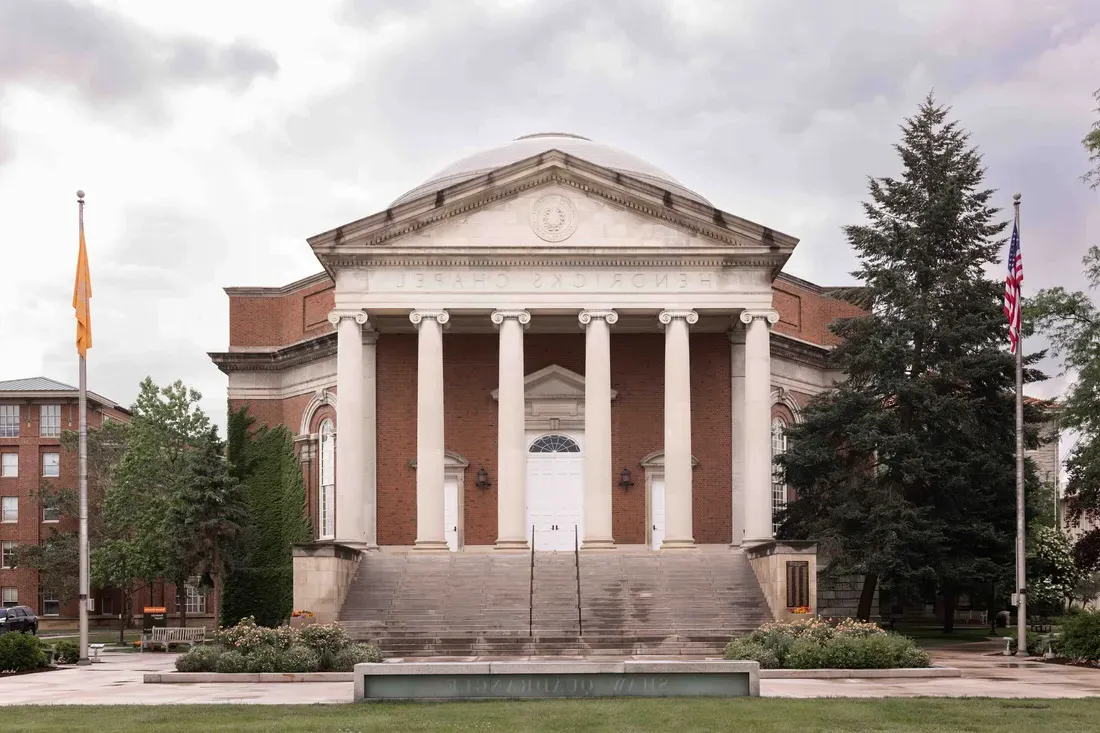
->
{"left": 392, "top": 133, "right": 710, "bottom": 206}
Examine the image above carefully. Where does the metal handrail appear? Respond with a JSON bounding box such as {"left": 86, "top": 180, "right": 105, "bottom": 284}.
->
{"left": 529, "top": 525, "right": 535, "bottom": 638}
{"left": 574, "top": 524, "right": 582, "bottom": 636}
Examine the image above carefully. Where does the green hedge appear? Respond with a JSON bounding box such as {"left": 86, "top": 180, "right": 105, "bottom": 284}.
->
{"left": 1059, "top": 610, "right": 1100, "bottom": 661}
{"left": 723, "top": 617, "right": 930, "bottom": 670}
{"left": 0, "top": 633, "right": 48, "bottom": 673}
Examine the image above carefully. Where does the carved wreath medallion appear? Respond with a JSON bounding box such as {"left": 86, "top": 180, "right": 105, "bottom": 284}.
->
{"left": 530, "top": 194, "right": 578, "bottom": 242}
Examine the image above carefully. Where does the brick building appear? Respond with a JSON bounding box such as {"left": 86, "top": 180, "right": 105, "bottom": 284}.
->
{"left": 0, "top": 377, "right": 212, "bottom": 628}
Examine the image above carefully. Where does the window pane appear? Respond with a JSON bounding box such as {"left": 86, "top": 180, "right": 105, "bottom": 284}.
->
{"left": 771, "top": 418, "right": 788, "bottom": 535}
{"left": 0, "top": 406, "right": 18, "bottom": 438}
{"left": 1, "top": 497, "right": 16, "bottom": 522}
{"left": 183, "top": 583, "right": 207, "bottom": 615}
{"left": 1, "top": 587, "right": 16, "bottom": 606}
{"left": 100, "top": 595, "right": 113, "bottom": 615}
{"left": 43, "top": 505, "right": 60, "bottom": 522}
{"left": 43, "top": 600, "right": 60, "bottom": 616}
{"left": 40, "top": 404, "right": 61, "bottom": 438}
{"left": 529, "top": 434, "right": 581, "bottom": 453}
{"left": 42, "top": 453, "right": 59, "bottom": 477}
{"left": 0, "top": 453, "right": 16, "bottom": 477}
{"left": 0, "top": 541, "right": 14, "bottom": 568}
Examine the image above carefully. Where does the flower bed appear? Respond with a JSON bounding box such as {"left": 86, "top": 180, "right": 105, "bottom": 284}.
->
{"left": 723, "top": 617, "right": 930, "bottom": 670}
{"left": 174, "top": 617, "right": 381, "bottom": 674}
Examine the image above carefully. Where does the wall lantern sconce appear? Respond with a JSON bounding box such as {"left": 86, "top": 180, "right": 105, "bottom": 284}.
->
{"left": 476, "top": 465, "right": 492, "bottom": 490}
{"left": 618, "top": 467, "right": 634, "bottom": 490}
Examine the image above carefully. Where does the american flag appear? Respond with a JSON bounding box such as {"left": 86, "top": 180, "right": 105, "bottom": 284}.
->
{"left": 1004, "top": 220, "right": 1023, "bottom": 354}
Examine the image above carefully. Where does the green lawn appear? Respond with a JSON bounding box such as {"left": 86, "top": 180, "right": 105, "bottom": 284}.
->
{"left": 2, "top": 700, "right": 1098, "bottom": 733}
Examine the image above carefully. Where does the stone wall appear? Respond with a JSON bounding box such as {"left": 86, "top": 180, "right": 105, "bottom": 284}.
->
{"left": 744, "top": 540, "right": 818, "bottom": 621}
{"left": 292, "top": 542, "right": 361, "bottom": 624}
{"left": 817, "top": 574, "right": 877, "bottom": 620}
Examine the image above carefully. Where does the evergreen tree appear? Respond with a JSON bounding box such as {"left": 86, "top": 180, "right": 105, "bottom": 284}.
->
{"left": 779, "top": 95, "right": 1045, "bottom": 628}
{"left": 221, "top": 407, "right": 311, "bottom": 627}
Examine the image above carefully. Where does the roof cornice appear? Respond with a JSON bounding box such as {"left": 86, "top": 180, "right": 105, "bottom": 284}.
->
{"left": 223, "top": 271, "right": 331, "bottom": 297}
{"left": 209, "top": 332, "right": 337, "bottom": 374}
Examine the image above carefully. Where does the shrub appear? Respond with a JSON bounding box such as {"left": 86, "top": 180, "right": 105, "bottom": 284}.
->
{"left": 785, "top": 638, "right": 827, "bottom": 669}
{"left": 0, "top": 633, "right": 48, "bottom": 673}
{"left": 330, "top": 643, "right": 383, "bottom": 672}
{"left": 271, "top": 625, "right": 300, "bottom": 651}
{"left": 53, "top": 640, "right": 80, "bottom": 665}
{"left": 174, "top": 646, "right": 223, "bottom": 673}
{"left": 722, "top": 639, "right": 779, "bottom": 668}
{"left": 1008, "top": 628, "right": 1047, "bottom": 656}
{"left": 724, "top": 617, "right": 928, "bottom": 669}
{"left": 298, "top": 623, "right": 351, "bottom": 656}
{"left": 1059, "top": 610, "right": 1100, "bottom": 661}
{"left": 214, "top": 617, "right": 278, "bottom": 655}
{"left": 279, "top": 645, "right": 321, "bottom": 673}
{"left": 214, "top": 650, "right": 249, "bottom": 674}
{"left": 246, "top": 644, "right": 280, "bottom": 673}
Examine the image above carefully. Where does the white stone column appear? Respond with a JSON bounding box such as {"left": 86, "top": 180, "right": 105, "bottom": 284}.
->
{"left": 328, "top": 309, "right": 368, "bottom": 547}
{"left": 578, "top": 309, "right": 617, "bottom": 550}
{"left": 362, "top": 328, "right": 379, "bottom": 550}
{"left": 659, "top": 309, "right": 698, "bottom": 549}
{"left": 410, "top": 309, "right": 449, "bottom": 551}
{"left": 741, "top": 309, "right": 779, "bottom": 545}
{"left": 730, "top": 324, "right": 746, "bottom": 546}
{"left": 492, "top": 309, "right": 531, "bottom": 550}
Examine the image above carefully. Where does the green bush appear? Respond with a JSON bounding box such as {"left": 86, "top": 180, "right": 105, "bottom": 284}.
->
{"left": 215, "top": 617, "right": 279, "bottom": 655}
{"left": 1059, "top": 610, "right": 1100, "bottom": 661}
{"left": 174, "top": 646, "right": 223, "bottom": 673}
{"left": 246, "top": 645, "right": 280, "bottom": 673}
{"left": 330, "top": 643, "right": 383, "bottom": 672}
{"left": 53, "top": 640, "right": 80, "bottom": 665}
{"left": 785, "top": 638, "right": 827, "bottom": 669}
{"left": 0, "top": 633, "right": 48, "bottom": 673}
{"left": 298, "top": 623, "right": 351, "bottom": 656}
{"left": 278, "top": 645, "right": 320, "bottom": 673}
{"left": 214, "top": 650, "right": 249, "bottom": 674}
{"left": 722, "top": 639, "right": 780, "bottom": 668}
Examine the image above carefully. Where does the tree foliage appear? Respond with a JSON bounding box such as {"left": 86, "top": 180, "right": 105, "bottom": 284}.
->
{"left": 779, "top": 95, "right": 1045, "bottom": 627}
{"left": 1027, "top": 526, "right": 1081, "bottom": 614}
{"left": 1084, "top": 88, "right": 1100, "bottom": 189}
{"left": 221, "top": 406, "right": 311, "bottom": 628}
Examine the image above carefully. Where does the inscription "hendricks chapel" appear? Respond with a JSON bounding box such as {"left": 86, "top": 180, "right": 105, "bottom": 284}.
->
{"left": 381, "top": 271, "right": 720, "bottom": 291}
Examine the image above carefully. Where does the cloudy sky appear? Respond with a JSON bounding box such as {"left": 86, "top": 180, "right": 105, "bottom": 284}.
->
{"left": 1, "top": 0, "right": 1098, "bottom": 430}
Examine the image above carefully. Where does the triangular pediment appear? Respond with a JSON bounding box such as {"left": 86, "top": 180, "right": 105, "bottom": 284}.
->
{"left": 491, "top": 364, "right": 617, "bottom": 401}
{"left": 307, "top": 152, "right": 798, "bottom": 271}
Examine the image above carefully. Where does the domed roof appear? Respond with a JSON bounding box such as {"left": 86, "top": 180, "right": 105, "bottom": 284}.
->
{"left": 392, "top": 133, "right": 710, "bottom": 206}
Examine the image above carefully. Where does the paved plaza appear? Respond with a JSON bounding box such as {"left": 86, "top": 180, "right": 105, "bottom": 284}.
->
{"left": 0, "top": 642, "right": 1097, "bottom": 704}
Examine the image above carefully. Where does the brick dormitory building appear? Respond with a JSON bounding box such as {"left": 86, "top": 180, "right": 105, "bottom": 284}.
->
{"left": 0, "top": 377, "right": 214, "bottom": 629}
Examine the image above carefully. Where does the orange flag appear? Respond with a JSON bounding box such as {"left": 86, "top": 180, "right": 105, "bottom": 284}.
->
{"left": 73, "top": 224, "right": 92, "bottom": 358}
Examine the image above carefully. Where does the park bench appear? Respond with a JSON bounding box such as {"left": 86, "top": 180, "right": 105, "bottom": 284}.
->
{"left": 141, "top": 627, "right": 206, "bottom": 652}
{"left": 954, "top": 610, "right": 988, "bottom": 625}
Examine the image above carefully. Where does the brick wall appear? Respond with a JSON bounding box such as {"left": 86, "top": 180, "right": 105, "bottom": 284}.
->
{"left": 228, "top": 279, "right": 334, "bottom": 348}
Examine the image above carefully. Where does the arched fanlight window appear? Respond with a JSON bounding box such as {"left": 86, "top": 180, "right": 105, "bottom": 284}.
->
{"left": 529, "top": 434, "right": 581, "bottom": 453}
{"left": 319, "top": 419, "right": 335, "bottom": 539}
{"left": 771, "top": 417, "right": 789, "bottom": 536}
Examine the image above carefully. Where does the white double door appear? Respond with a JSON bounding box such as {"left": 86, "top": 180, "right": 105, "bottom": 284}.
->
{"left": 649, "top": 477, "right": 666, "bottom": 550}
{"left": 525, "top": 432, "right": 584, "bottom": 551}
{"left": 444, "top": 476, "right": 460, "bottom": 552}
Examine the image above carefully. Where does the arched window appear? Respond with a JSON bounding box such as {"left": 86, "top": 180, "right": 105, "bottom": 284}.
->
{"left": 771, "top": 417, "right": 788, "bottom": 535}
{"left": 319, "top": 419, "right": 335, "bottom": 539}
{"left": 529, "top": 434, "right": 581, "bottom": 453}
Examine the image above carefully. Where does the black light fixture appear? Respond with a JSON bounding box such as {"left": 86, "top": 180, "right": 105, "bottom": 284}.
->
{"left": 476, "top": 465, "right": 492, "bottom": 490}
{"left": 618, "top": 467, "right": 634, "bottom": 490}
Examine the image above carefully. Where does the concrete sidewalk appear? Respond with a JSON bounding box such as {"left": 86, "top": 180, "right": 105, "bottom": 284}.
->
{"left": 0, "top": 644, "right": 1097, "bottom": 704}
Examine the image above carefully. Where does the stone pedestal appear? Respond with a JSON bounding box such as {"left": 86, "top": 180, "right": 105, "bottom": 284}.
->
{"left": 291, "top": 542, "right": 362, "bottom": 624}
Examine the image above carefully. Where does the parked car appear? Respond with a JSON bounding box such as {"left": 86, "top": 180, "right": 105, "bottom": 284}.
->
{"left": 0, "top": 606, "right": 38, "bottom": 635}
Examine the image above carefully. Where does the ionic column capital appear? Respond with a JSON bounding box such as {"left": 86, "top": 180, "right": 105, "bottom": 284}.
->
{"left": 739, "top": 309, "right": 779, "bottom": 327}
{"left": 658, "top": 309, "right": 699, "bottom": 328}
{"left": 578, "top": 309, "right": 618, "bottom": 328}
{"left": 491, "top": 310, "right": 532, "bottom": 330}
{"left": 409, "top": 309, "right": 450, "bottom": 327}
{"left": 328, "top": 309, "right": 368, "bottom": 328}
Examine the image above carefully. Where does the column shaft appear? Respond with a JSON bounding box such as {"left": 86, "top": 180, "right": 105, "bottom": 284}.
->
{"left": 579, "top": 309, "right": 616, "bottom": 549}
{"left": 362, "top": 330, "right": 379, "bottom": 549}
{"left": 412, "top": 309, "right": 449, "bottom": 551}
{"left": 741, "top": 309, "right": 778, "bottom": 544}
{"left": 730, "top": 326, "right": 746, "bottom": 546}
{"left": 493, "top": 310, "right": 530, "bottom": 550}
{"left": 660, "top": 309, "right": 697, "bottom": 549}
{"left": 329, "top": 310, "right": 367, "bottom": 546}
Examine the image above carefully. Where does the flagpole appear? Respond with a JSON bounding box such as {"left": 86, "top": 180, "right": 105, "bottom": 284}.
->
{"left": 77, "top": 189, "right": 90, "bottom": 666}
{"left": 1014, "top": 192, "right": 1027, "bottom": 656}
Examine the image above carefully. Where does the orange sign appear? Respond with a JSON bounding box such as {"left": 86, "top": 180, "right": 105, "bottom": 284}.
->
{"left": 143, "top": 607, "right": 166, "bottom": 613}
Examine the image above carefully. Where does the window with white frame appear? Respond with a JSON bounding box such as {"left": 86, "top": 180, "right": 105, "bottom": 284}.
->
{"left": 319, "top": 419, "right": 335, "bottom": 539}
{"left": 100, "top": 594, "right": 113, "bottom": 616}
{"left": 771, "top": 417, "right": 789, "bottom": 535}
{"left": 1, "top": 497, "right": 16, "bottom": 523}
{"left": 182, "top": 582, "right": 206, "bottom": 615}
{"left": 1, "top": 453, "right": 16, "bottom": 478}
{"left": 42, "top": 598, "right": 60, "bottom": 616}
{"left": 40, "top": 404, "right": 61, "bottom": 438}
{"left": 0, "top": 406, "right": 18, "bottom": 438}
{"left": 1, "top": 541, "right": 14, "bottom": 569}
{"left": 42, "top": 504, "right": 60, "bottom": 522}
{"left": 1, "top": 587, "right": 16, "bottom": 607}
{"left": 42, "top": 452, "right": 59, "bottom": 478}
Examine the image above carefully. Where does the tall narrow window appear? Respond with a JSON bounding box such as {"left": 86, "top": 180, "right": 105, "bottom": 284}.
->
{"left": 42, "top": 453, "right": 60, "bottom": 478}
{"left": 319, "top": 419, "right": 335, "bottom": 539}
{"left": 1, "top": 497, "right": 16, "bottom": 523}
{"left": 40, "top": 404, "right": 61, "bottom": 437}
{"left": 1, "top": 453, "right": 16, "bottom": 478}
{"left": 1, "top": 587, "right": 16, "bottom": 607}
{"left": 0, "top": 406, "right": 18, "bottom": 438}
{"left": 771, "top": 417, "right": 789, "bottom": 536}
{"left": 1, "top": 541, "right": 15, "bottom": 569}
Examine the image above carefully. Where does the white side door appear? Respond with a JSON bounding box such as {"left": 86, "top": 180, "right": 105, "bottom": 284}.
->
{"left": 444, "top": 476, "right": 459, "bottom": 552}
{"left": 650, "top": 476, "right": 666, "bottom": 550}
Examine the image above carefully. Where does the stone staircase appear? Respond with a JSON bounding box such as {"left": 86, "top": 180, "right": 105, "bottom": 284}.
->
{"left": 338, "top": 547, "right": 772, "bottom": 657}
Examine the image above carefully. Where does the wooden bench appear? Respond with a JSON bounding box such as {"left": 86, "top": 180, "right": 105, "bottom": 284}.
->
{"left": 141, "top": 627, "right": 206, "bottom": 652}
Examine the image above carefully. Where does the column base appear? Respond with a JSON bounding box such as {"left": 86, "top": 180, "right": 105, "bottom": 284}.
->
{"left": 494, "top": 539, "right": 530, "bottom": 551}
{"left": 581, "top": 538, "right": 617, "bottom": 551}
{"left": 412, "top": 540, "right": 451, "bottom": 552}
{"left": 659, "top": 538, "right": 698, "bottom": 550}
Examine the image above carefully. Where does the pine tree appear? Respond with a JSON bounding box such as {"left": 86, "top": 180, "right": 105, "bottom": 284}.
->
{"left": 779, "top": 95, "right": 1045, "bottom": 628}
